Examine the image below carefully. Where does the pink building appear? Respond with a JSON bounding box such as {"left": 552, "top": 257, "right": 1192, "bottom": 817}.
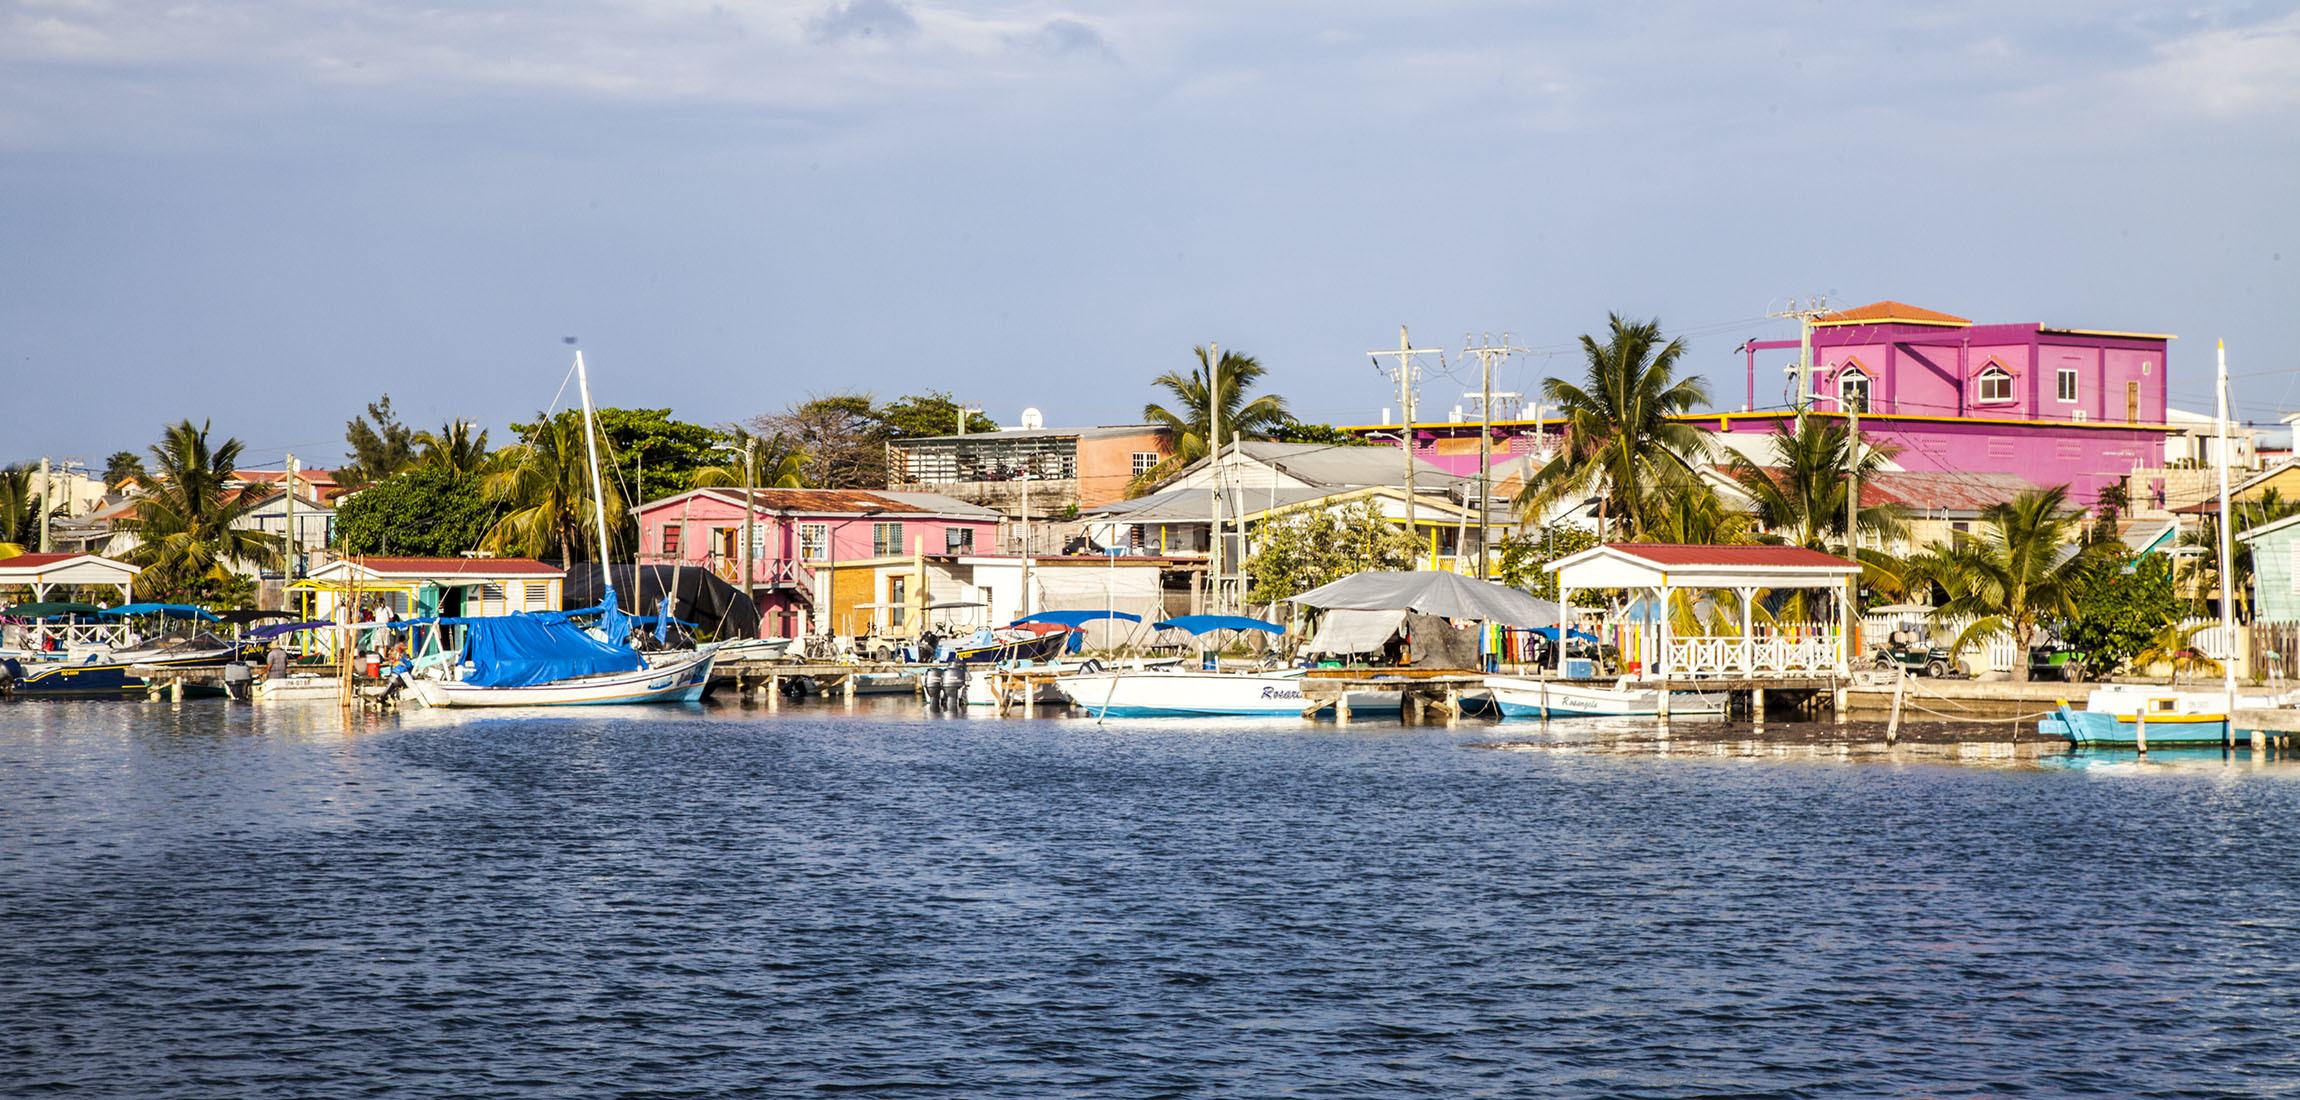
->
{"left": 633, "top": 488, "right": 1002, "bottom": 638}
{"left": 1347, "top": 300, "right": 2174, "bottom": 505}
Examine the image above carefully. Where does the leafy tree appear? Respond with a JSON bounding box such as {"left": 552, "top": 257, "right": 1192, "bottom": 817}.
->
{"left": 1913, "top": 485, "right": 2119, "bottom": 681}
{"left": 414, "top": 420, "right": 491, "bottom": 476}
{"left": 880, "top": 391, "right": 998, "bottom": 439}
{"left": 1244, "top": 501, "right": 1415, "bottom": 604}
{"left": 1515, "top": 314, "right": 1711, "bottom": 539}
{"left": 690, "top": 427, "right": 805, "bottom": 491}
{"left": 482, "top": 411, "right": 625, "bottom": 561}
{"left": 120, "top": 420, "right": 281, "bottom": 601}
{"left": 595, "top": 408, "right": 729, "bottom": 504}
{"left": 0, "top": 465, "right": 57, "bottom": 558}
{"left": 333, "top": 466, "right": 500, "bottom": 557}
{"left": 753, "top": 394, "right": 889, "bottom": 489}
{"left": 103, "top": 451, "right": 148, "bottom": 491}
{"left": 339, "top": 395, "right": 418, "bottom": 489}
{"left": 1136, "top": 346, "right": 1291, "bottom": 493}
{"left": 1494, "top": 524, "right": 1599, "bottom": 602}
{"left": 1270, "top": 418, "right": 1367, "bottom": 446}
{"left": 2061, "top": 551, "right": 2180, "bottom": 679}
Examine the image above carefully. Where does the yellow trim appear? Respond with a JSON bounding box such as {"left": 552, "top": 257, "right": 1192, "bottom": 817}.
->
{"left": 1340, "top": 411, "right": 2177, "bottom": 434}
{"left": 2046, "top": 328, "right": 2178, "bottom": 340}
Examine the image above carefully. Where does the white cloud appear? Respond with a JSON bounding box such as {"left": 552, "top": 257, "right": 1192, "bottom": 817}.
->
{"left": 2128, "top": 9, "right": 2300, "bottom": 117}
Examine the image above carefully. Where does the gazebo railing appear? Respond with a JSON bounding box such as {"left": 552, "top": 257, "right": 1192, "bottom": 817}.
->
{"left": 1661, "top": 624, "right": 1840, "bottom": 678}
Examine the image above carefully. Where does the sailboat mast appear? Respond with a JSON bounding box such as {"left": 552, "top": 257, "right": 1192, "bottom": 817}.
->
{"left": 575, "top": 351, "right": 617, "bottom": 577}
{"left": 2213, "top": 339, "right": 2238, "bottom": 737}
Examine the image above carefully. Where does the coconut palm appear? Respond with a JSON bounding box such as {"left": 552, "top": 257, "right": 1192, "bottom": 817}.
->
{"left": 689, "top": 427, "right": 805, "bottom": 491}
{"left": 1515, "top": 314, "right": 1712, "bottom": 539}
{"left": 1134, "top": 346, "right": 1291, "bottom": 493}
{"left": 1916, "top": 485, "right": 2118, "bottom": 681}
{"left": 2133, "top": 621, "right": 2224, "bottom": 684}
{"left": 480, "top": 411, "right": 625, "bottom": 561}
{"left": 120, "top": 420, "right": 282, "bottom": 600}
{"left": 1728, "top": 416, "right": 1913, "bottom": 602}
{"left": 2173, "top": 488, "right": 2297, "bottom": 620}
{"left": 0, "top": 465, "right": 54, "bottom": 559}
{"left": 414, "top": 419, "right": 492, "bottom": 475}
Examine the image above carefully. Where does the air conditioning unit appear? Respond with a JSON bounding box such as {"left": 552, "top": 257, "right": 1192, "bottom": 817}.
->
{"left": 2072, "top": 409, "right": 2088, "bottom": 422}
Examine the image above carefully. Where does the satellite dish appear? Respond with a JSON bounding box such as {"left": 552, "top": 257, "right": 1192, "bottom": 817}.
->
{"left": 1020, "top": 407, "right": 1044, "bottom": 430}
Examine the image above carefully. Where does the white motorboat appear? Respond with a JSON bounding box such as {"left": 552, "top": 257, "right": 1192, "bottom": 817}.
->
{"left": 714, "top": 637, "right": 793, "bottom": 662}
{"left": 1057, "top": 667, "right": 1321, "bottom": 718}
{"left": 1480, "top": 675, "right": 1727, "bottom": 719}
{"left": 406, "top": 647, "right": 716, "bottom": 708}
{"left": 255, "top": 673, "right": 345, "bottom": 702}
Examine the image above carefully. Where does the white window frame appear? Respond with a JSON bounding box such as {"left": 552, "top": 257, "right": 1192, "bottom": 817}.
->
{"left": 872, "top": 521, "right": 905, "bottom": 558}
{"left": 798, "top": 523, "right": 828, "bottom": 562}
{"left": 2056, "top": 367, "right": 2079, "bottom": 403}
{"left": 946, "top": 526, "right": 974, "bottom": 553}
{"left": 1131, "top": 451, "right": 1160, "bottom": 476}
{"left": 1976, "top": 366, "right": 2015, "bottom": 404}
{"left": 1837, "top": 368, "right": 1870, "bottom": 413}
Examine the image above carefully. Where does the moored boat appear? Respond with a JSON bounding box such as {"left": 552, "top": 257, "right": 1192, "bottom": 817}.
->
{"left": 2039, "top": 685, "right": 2289, "bottom": 745}
{"left": 1480, "top": 675, "right": 1727, "bottom": 719}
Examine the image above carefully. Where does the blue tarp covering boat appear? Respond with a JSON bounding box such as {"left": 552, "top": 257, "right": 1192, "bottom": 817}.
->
{"left": 1153, "top": 615, "right": 1285, "bottom": 636}
{"left": 1012, "top": 610, "right": 1144, "bottom": 627}
{"left": 400, "top": 613, "right": 646, "bottom": 688}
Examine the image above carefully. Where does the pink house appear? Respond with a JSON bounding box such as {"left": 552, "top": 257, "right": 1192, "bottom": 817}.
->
{"left": 633, "top": 488, "right": 1003, "bottom": 638}
{"left": 1342, "top": 300, "right": 2174, "bottom": 506}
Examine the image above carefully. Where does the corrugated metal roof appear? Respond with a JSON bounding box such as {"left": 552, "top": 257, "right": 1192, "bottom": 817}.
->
{"left": 894, "top": 424, "right": 1170, "bottom": 444}
{"left": 1237, "top": 441, "right": 1466, "bottom": 489}
{"left": 1609, "top": 543, "right": 1860, "bottom": 568}
{"left": 665, "top": 488, "right": 997, "bottom": 517}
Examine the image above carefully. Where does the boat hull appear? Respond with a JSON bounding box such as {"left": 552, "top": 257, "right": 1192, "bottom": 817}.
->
{"left": 1058, "top": 670, "right": 1318, "bottom": 718}
{"left": 1480, "top": 676, "right": 1727, "bottom": 719}
{"left": 7, "top": 648, "right": 238, "bottom": 697}
{"left": 2038, "top": 686, "right": 2287, "bottom": 745}
{"left": 406, "top": 650, "right": 716, "bottom": 708}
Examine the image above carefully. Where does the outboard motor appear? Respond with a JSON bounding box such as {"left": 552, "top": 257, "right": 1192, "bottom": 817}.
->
{"left": 222, "top": 661, "right": 253, "bottom": 702}
{"left": 922, "top": 665, "right": 946, "bottom": 709}
{"left": 943, "top": 661, "right": 969, "bottom": 710}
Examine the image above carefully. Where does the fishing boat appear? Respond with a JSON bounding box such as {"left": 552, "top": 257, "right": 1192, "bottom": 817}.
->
{"left": 2040, "top": 686, "right": 2293, "bottom": 746}
{"left": 398, "top": 349, "right": 716, "bottom": 708}
{"left": 714, "top": 636, "right": 792, "bottom": 662}
{"left": 4, "top": 632, "right": 244, "bottom": 697}
{"left": 946, "top": 625, "right": 1070, "bottom": 665}
{"left": 1055, "top": 616, "right": 1311, "bottom": 717}
{"left": 1479, "top": 675, "right": 1727, "bottom": 719}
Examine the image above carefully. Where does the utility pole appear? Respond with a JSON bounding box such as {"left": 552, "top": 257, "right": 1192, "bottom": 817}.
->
{"left": 284, "top": 453, "right": 299, "bottom": 579}
{"left": 1020, "top": 462, "right": 1034, "bottom": 618}
{"left": 1770, "top": 296, "right": 1830, "bottom": 432}
{"left": 1844, "top": 401, "right": 1861, "bottom": 559}
{"left": 37, "top": 456, "right": 51, "bottom": 553}
{"left": 1207, "top": 342, "right": 1223, "bottom": 614}
{"left": 1462, "top": 334, "right": 1527, "bottom": 579}
{"left": 957, "top": 404, "right": 983, "bottom": 437}
{"left": 741, "top": 437, "right": 756, "bottom": 626}
{"left": 1369, "top": 326, "right": 1444, "bottom": 566}
{"left": 2214, "top": 339, "right": 2238, "bottom": 744}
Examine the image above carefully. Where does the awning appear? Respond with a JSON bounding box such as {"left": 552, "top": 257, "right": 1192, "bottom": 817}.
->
{"left": 249, "top": 620, "right": 337, "bottom": 639}
{"left": 1153, "top": 614, "right": 1285, "bottom": 636}
{"left": 100, "top": 603, "right": 222, "bottom": 622}
{"left": 1013, "top": 609, "right": 1143, "bottom": 627}
{"left": 1304, "top": 608, "right": 1406, "bottom": 655}
{"left": 1288, "top": 570, "right": 1560, "bottom": 627}
{"left": 2, "top": 601, "right": 106, "bottom": 618}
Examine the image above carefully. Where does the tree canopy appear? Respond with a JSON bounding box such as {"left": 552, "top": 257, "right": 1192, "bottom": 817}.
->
{"left": 1244, "top": 501, "right": 1416, "bottom": 605}
{"left": 880, "top": 390, "right": 998, "bottom": 439}
{"left": 338, "top": 394, "right": 419, "bottom": 489}
{"left": 1515, "top": 314, "right": 1711, "bottom": 539}
{"left": 121, "top": 420, "right": 281, "bottom": 603}
{"left": 333, "top": 466, "right": 500, "bottom": 558}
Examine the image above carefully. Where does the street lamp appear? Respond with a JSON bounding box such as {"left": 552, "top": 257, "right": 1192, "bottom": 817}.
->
{"left": 820, "top": 505, "right": 887, "bottom": 654}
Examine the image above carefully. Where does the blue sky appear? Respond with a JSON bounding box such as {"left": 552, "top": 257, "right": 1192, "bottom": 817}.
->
{"left": 4, "top": 0, "right": 2296, "bottom": 472}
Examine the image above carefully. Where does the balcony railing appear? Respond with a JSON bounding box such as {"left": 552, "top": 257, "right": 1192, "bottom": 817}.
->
{"left": 638, "top": 554, "right": 816, "bottom": 598}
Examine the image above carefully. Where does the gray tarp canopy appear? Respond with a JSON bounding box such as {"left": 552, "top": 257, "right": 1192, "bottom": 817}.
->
{"left": 1288, "top": 570, "right": 1562, "bottom": 627}
{"left": 1303, "top": 608, "right": 1408, "bottom": 655}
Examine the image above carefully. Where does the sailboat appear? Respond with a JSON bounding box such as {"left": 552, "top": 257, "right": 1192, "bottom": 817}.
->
{"left": 401, "top": 349, "right": 717, "bottom": 708}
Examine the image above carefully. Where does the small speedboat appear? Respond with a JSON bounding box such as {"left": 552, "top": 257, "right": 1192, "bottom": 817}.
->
{"left": 1057, "top": 667, "right": 1322, "bottom": 718}
{"left": 714, "top": 637, "right": 793, "bottom": 662}
{"left": 1479, "top": 675, "right": 1727, "bottom": 719}
{"left": 4, "top": 635, "right": 244, "bottom": 697}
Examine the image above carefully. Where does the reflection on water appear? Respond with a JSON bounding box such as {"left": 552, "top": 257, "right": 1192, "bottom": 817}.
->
{"left": 5, "top": 696, "right": 2300, "bottom": 1097}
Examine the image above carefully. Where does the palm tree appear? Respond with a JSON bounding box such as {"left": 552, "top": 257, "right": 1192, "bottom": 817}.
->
{"left": 2174, "top": 488, "right": 2298, "bottom": 620}
{"left": 414, "top": 420, "right": 491, "bottom": 475}
{"left": 689, "top": 427, "right": 805, "bottom": 491}
{"left": 2133, "top": 621, "right": 2223, "bottom": 684}
{"left": 0, "top": 465, "right": 54, "bottom": 559}
{"left": 1728, "top": 417, "right": 1912, "bottom": 601}
{"left": 480, "top": 411, "right": 624, "bottom": 561}
{"left": 1917, "top": 485, "right": 2117, "bottom": 681}
{"left": 120, "top": 420, "right": 281, "bottom": 600}
{"left": 1135, "top": 346, "right": 1291, "bottom": 493}
{"left": 1516, "top": 314, "right": 1712, "bottom": 539}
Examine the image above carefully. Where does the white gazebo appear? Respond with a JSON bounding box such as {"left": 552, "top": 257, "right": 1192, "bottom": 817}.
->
{"left": 1547, "top": 543, "right": 1863, "bottom": 681}
{"left": 0, "top": 552, "right": 144, "bottom": 650}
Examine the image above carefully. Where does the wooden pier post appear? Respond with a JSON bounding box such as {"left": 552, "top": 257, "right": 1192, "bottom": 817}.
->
{"left": 1885, "top": 669, "right": 1906, "bottom": 746}
{"left": 170, "top": 676, "right": 184, "bottom": 703}
{"left": 2135, "top": 709, "right": 2147, "bottom": 756}
{"left": 843, "top": 672, "right": 856, "bottom": 706}
{"left": 767, "top": 674, "right": 781, "bottom": 710}
{"left": 1335, "top": 690, "right": 1351, "bottom": 726}
{"left": 1752, "top": 687, "right": 1765, "bottom": 726}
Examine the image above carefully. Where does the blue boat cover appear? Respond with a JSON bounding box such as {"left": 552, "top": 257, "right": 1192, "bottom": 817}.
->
{"left": 1529, "top": 626, "right": 1600, "bottom": 643}
{"left": 1011, "top": 610, "right": 1144, "bottom": 627}
{"left": 434, "top": 614, "right": 646, "bottom": 687}
{"left": 101, "top": 603, "right": 222, "bottom": 622}
{"left": 248, "top": 620, "right": 334, "bottom": 639}
{"left": 1153, "top": 614, "right": 1285, "bottom": 636}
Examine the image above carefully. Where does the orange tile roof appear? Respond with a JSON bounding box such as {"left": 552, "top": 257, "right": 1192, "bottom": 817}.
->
{"left": 1813, "top": 300, "right": 1971, "bottom": 328}
{"left": 0, "top": 552, "right": 99, "bottom": 570}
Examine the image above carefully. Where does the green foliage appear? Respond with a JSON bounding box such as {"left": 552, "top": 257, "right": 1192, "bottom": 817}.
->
{"left": 2134, "top": 620, "right": 2224, "bottom": 684}
{"left": 103, "top": 451, "right": 148, "bottom": 490}
{"left": 0, "top": 465, "right": 55, "bottom": 556}
{"left": 414, "top": 420, "right": 491, "bottom": 476}
{"left": 1728, "top": 417, "right": 1907, "bottom": 552}
{"left": 1493, "top": 525, "right": 1609, "bottom": 606}
{"left": 1516, "top": 314, "right": 1713, "bottom": 539}
{"left": 122, "top": 420, "right": 282, "bottom": 601}
{"left": 593, "top": 407, "right": 728, "bottom": 503}
{"left": 333, "top": 466, "right": 499, "bottom": 557}
{"left": 1912, "top": 484, "right": 2120, "bottom": 681}
{"left": 1270, "top": 418, "right": 1365, "bottom": 446}
{"left": 1136, "top": 346, "right": 1291, "bottom": 494}
{"left": 484, "top": 411, "right": 626, "bottom": 561}
{"left": 1244, "top": 501, "right": 1415, "bottom": 603}
{"left": 880, "top": 391, "right": 998, "bottom": 439}
{"left": 2061, "top": 552, "right": 2180, "bottom": 679}
{"left": 339, "top": 394, "right": 418, "bottom": 489}
{"left": 2174, "top": 488, "right": 2298, "bottom": 619}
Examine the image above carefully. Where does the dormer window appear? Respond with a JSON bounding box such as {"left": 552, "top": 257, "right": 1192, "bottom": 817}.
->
{"left": 1976, "top": 365, "right": 2015, "bottom": 404}
{"left": 1838, "top": 368, "right": 1870, "bottom": 413}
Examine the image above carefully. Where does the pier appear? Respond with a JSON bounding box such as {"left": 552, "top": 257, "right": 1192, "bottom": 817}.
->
{"left": 1298, "top": 669, "right": 1490, "bottom": 723}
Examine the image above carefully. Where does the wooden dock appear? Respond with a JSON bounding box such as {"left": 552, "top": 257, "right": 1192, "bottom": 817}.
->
{"left": 1299, "top": 669, "right": 1491, "bottom": 723}
{"left": 712, "top": 659, "right": 922, "bottom": 706}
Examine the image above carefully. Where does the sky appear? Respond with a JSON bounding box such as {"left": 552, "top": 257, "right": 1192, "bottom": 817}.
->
{"left": 4, "top": 0, "right": 2297, "bottom": 474}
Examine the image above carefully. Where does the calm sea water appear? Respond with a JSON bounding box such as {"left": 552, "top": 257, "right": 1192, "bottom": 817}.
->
{"left": 3, "top": 699, "right": 2299, "bottom": 1098}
